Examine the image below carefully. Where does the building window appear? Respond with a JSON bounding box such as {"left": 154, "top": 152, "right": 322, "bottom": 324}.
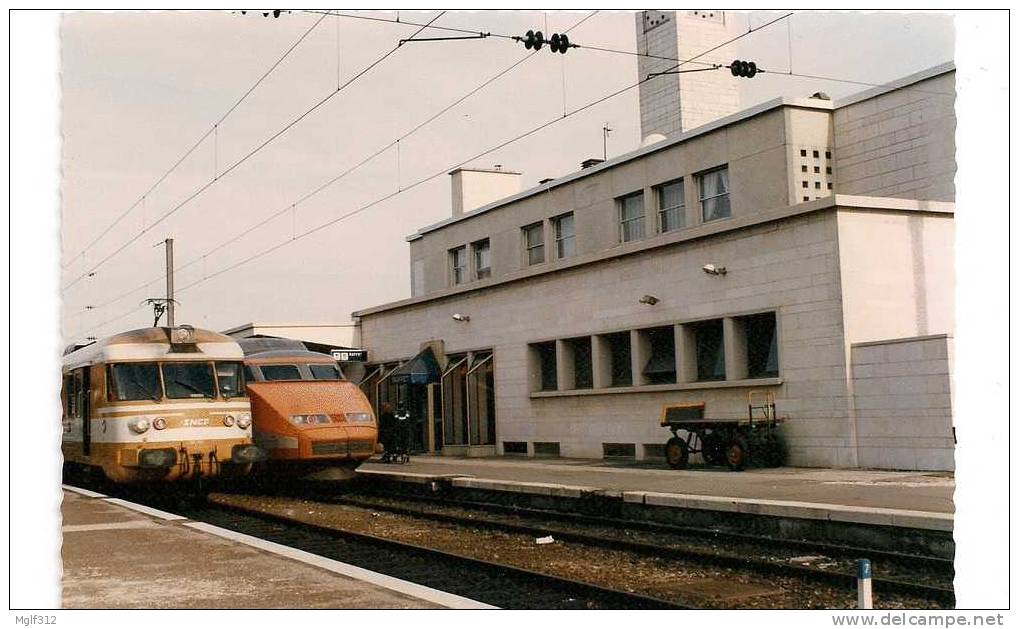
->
{"left": 742, "top": 312, "right": 779, "bottom": 378}
{"left": 698, "top": 166, "right": 730, "bottom": 222}
{"left": 565, "top": 337, "right": 593, "bottom": 389}
{"left": 531, "top": 341, "right": 558, "bottom": 391}
{"left": 533, "top": 441, "right": 561, "bottom": 457}
{"left": 618, "top": 191, "right": 645, "bottom": 242}
{"left": 602, "top": 332, "right": 632, "bottom": 387}
{"left": 692, "top": 319, "right": 726, "bottom": 381}
{"left": 656, "top": 179, "right": 685, "bottom": 233}
{"left": 641, "top": 326, "right": 677, "bottom": 384}
{"left": 523, "top": 222, "right": 544, "bottom": 266}
{"left": 503, "top": 441, "right": 528, "bottom": 455}
{"left": 450, "top": 246, "right": 467, "bottom": 285}
{"left": 603, "top": 443, "right": 636, "bottom": 459}
{"left": 553, "top": 212, "right": 576, "bottom": 259}
{"left": 472, "top": 239, "right": 491, "bottom": 280}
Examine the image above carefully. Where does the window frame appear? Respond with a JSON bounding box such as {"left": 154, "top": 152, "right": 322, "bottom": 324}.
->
{"left": 471, "top": 238, "right": 491, "bottom": 280}
{"left": 449, "top": 245, "right": 467, "bottom": 285}
{"left": 522, "top": 222, "right": 545, "bottom": 266}
{"left": 552, "top": 212, "right": 576, "bottom": 259}
{"left": 260, "top": 364, "right": 303, "bottom": 382}
{"left": 618, "top": 191, "right": 645, "bottom": 243}
{"left": 697, "top": 166, "right": 731, "bottom": 223}
{"left": 655, "top": 179, "right": 686, "bottom": 234}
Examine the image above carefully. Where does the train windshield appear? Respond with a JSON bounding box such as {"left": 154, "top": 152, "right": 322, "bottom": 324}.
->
{"left": 109, "top": 363, "right": 161, "bottom": 401}
{"left": 162, "top": 362, "right": 216, "bottom": 399}
{"left": 260, "top": 365, "right": 301, "bottom": 381}
{"left": 309, "top": 364, "right": 342, "bottom": 380}
{"left": 216, "top": 362, "right": 246, "bottom": 399}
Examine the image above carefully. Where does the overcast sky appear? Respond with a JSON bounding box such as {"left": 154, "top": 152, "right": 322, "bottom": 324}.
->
{"left": 60, "top": 10, "right": 954, "bottom": 342}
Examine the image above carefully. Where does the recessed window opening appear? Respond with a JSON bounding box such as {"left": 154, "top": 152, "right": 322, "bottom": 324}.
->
{"left": 698, "top": 167, "right": 731, "bottom": 222}
{"left": 472, "top": 239, "right": 491, "bottom": 280}
{"left": 642, "top": 326, "right": 677, "bottom": 384}
{"left": 657, "top": 179, "right": 685, "bottom": 233}
{"left": 692, "top": 319, "right": 726, "bottom": 381}
{"left": 503, "top": 441, "right": 528, "bottom": 455}
{"left": 619, "top": 191, "right": 645, "bottom": 242}
{"left": 742, "top": 312, "right": 779, "bottom": 378}
{"left": 603, "top": 443, "right": 636, "bottom": 459}
{"left": 531, "top": 341, "right": 558, "bottom": 391}
{"left": 566, "top": 337, "right": 593, "bottom": 389}
{"left": 604, "top": 332, "right": 632, "bottom": 387}
{"left": 523, "top": 222, "right": 545, "bottom": 266}
{"left": 533, "top": 442, "right": 561, "bottom": 457}
{"left": 450, "top": 246, "right": 467, "bottom": 285}
{"left": 553, "top": 213, "right": 576, "bottom": 259}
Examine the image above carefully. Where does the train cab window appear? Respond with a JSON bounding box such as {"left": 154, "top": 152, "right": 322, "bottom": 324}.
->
{"left": 261, "top": 364, "right": 301, "bottom": 381}
{"left": 243, "top": 364, "right": 257, "bottom": 383}
{"left": 108, "top": 363, "right": 161, "bottom": 402}
{"left": 309, "top": 364, "right": 342, "bottom": 380}
{"left": 162, "top": 362, "right": 216, "bottom": 399}
{"left": 215, "top": 362, "right": 246, "bottom": 399}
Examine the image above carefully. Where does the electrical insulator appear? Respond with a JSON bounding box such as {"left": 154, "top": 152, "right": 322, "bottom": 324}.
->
{"left": 524, "top": 30, "right": 545, "bottom": 50}
{"left": 729, "top": 59, "right": 758, "bottom": 78}
{"left": 549, "top": 33, "right": 571, "bottom": 54}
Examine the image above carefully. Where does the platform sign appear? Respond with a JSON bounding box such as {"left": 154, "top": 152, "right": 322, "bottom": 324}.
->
{"left": 332, "top": 349, "right": 368, "bottom": 362}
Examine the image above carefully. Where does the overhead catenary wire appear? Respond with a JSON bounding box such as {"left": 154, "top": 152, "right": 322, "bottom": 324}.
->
{"left": 73, "top": 10, "right": 599, "bottom": 331}
{"left": 61, "top": 11, "right": 446, "bottom": 295}
{"left": 81, "top": 11, "right": 786, "bottom": 338}
{"left": 61, "top": 12, "right": 328, "bottom": 272}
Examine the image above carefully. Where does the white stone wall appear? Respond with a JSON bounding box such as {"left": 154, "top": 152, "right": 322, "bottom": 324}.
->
{"left": 849, "top": 335, "right": 954, "bottom": 470}
{"left": 833, "top": 70, "right": 956, "bottom": 201}
{"left": 635, "top": 10, "right": 741, "bottom": 138}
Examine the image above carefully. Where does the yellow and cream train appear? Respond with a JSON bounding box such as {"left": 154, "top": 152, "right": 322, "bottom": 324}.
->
{"left": 61, "top": 326, "right": 265, "bottom": 483}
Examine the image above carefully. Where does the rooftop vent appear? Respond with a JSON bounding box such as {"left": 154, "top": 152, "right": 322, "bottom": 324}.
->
{"left": 810, "top": 91, "right": 831, "bottom": 100}
{"left": 538, "top": 177, "right": 555, "bottom": 185}
{"left": 581, "top": 158, "right": 604, "bottom": 169}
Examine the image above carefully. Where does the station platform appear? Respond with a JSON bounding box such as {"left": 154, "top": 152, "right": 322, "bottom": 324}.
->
{"left": 357, "top": 456, "right": 954, "bottom": 532}
{"left": 60, "top": 487, "right": 492, "bottom": 609}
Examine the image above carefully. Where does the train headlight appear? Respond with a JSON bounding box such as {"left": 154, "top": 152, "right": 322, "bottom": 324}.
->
{"left": 237, "top": 413, "right": 252, "bottom": 429}
{"left": 290, "top": 414, "right": 329, "bottom": 426}
{"left": 128, "top": 418, "right": 150, "bottom": 434}
{"left": 345, "top": 412, "right": 373, "bottom": 423}
{"left": 222, "top": 415, "right": 235, "bottom": 427}
{"left": 152, "top": 417, "right": 167, "bottom": 430}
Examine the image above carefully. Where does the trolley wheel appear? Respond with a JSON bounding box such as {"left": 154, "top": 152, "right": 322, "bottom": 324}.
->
{"left": 725, "top": 435, "right": 749, "bottom": 471}
{"left": 665, "top": 437, "right": 689, "bottom": 470}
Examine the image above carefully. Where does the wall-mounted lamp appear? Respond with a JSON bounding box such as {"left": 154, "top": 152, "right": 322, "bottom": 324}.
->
{"left": 452, "top": 313, "right": 470, "bottom": 322}
{"left": 702, "top": 264, "right": 727, "bottom": 276}
{"left": 638, "top": 295, "right": 660, "bottom": 305}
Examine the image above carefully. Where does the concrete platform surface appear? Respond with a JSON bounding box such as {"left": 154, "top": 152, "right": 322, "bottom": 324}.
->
{"left": 61, "top": 488, "right": 490, "bottom": 609}
{"left": 358, "top": 456, "right": 955, "bottom": 515}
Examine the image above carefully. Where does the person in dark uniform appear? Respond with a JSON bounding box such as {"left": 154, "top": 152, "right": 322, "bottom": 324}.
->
{"left": 394, "top": 402, "right": 411, "bottom": 463}
{"left": 378, "top": 402, "right": 396, "bottom": 463}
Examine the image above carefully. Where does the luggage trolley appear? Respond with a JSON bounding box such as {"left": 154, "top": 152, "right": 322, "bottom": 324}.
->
{"left": 660, "top": 392, "right": 786, "bottom": 471}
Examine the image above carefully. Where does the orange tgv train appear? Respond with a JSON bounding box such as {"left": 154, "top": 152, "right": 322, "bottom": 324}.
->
{"left": 239, "top": 338, "right": 378, "bottom": 479}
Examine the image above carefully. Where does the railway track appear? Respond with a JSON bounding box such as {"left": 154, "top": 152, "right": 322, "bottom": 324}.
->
{"left": 224, "top": 484, "right": 954, "bottom": 607}
{"left": 66, "top": 482, "right": 685, "bottom": 609}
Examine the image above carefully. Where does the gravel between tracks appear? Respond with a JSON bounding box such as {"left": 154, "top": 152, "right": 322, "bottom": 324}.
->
{"left": 208, "top": 492, "right": 945, "bottom": 610}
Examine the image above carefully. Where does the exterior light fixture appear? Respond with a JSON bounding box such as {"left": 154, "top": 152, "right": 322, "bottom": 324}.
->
{"left": 702, "top": 264, "right": 727, "bottom": 276}
{"left": 638, "top": 295, "right": 660, "bottom": 305}
{"left": 452, "top": 313, "right": 470, "bottom": 322}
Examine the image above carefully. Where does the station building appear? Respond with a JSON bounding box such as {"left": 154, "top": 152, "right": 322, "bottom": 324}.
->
{"left": 352, "top": 55, "right": 956, "bottom": 471}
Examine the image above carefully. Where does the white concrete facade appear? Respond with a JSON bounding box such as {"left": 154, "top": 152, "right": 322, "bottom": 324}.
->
{"left": 353, "top": 65, "right": 956, "bottom": 471}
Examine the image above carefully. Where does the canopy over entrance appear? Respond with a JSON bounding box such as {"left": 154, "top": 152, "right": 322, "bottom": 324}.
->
{"left": 390, "top": 347, "right": 442, "bottom": 385}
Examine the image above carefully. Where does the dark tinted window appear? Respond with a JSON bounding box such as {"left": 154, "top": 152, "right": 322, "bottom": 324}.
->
{"left": 162, "top": 362, "right": 215, "bottom": 399}
{"left": 693, "top": 320, "right": 726, "bottom": 381}
{"left": 109, "top": 363, "right": 161, "bottom": 401}
{"left": 309, "top": 364, "right": 342, "bottom": 380}
{"left": 216, "top": 362, "right": 245, "bottom": 398}
{"left": 261, "top": 365, "right": 301, "bottom": 381}
{"left": 243, "top": 364, "right": 257, "bottom": 382}
{"left": 744, "top": 313, "right": 779, "bottom": 378}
